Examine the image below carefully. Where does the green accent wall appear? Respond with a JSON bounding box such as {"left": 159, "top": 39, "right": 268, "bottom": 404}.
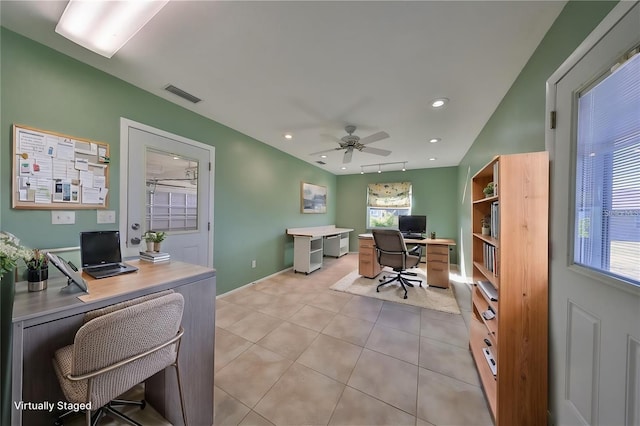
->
{"left": 0, "top": 28, "right": 336, "bottom": 295}
{"left": 336, "top": 167, "right": 459, "bottom": 263}
{"left": 456, "top": 1, "right": 617, "bottom": 279}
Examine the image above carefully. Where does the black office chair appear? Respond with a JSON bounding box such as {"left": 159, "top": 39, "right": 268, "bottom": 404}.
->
{"left": 372, "top": 229, "right": 422, "bottom": 299}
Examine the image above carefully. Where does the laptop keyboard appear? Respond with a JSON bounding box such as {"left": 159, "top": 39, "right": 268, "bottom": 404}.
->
{"left": 87, "top": 264, "right": 120, "bottom": 272}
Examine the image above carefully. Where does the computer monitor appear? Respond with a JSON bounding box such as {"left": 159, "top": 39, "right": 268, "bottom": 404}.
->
{"left": 398, "top": 215, "right": 427, "bottom": 234}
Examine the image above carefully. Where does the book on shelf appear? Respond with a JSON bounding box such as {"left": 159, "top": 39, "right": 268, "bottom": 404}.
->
{"left": 477, "top": 279, "right": 498, "bottom": 301}
{"left": 490, "top": 201, "right": 500, "bottom": 239}
{"left": 492, "top": 162, "right": 499, "bottom": 197}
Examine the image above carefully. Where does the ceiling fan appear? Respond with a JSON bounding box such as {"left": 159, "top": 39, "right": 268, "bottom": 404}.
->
{"left": 310, "top": 125, "right": 391, "bottom": 164}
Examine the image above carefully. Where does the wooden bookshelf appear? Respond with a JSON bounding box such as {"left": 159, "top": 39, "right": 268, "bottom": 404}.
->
{"left": 469, "top": 152, "right": 549, "bottom": 425}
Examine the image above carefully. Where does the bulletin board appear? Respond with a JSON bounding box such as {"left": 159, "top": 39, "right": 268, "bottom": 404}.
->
{"left": 12, "top": 124, "right": 110, "bottom": 210}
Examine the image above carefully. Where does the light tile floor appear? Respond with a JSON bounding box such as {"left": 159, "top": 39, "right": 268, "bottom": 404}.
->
{"left": 214, "top": 254, "right": 493, "bottom": 426}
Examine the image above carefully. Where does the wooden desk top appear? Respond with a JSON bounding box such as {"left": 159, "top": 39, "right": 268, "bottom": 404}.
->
{"left": 13, "top": 260, "right": 215, "bottom": 323}
{"left": 287, "top": 225, "right": 354, "bottom": 237}
{"left": 358, "top": 233, "right": 456, "bottom": 245}
{"left": 79, "top": 260, "right": 215, "bottom": 302}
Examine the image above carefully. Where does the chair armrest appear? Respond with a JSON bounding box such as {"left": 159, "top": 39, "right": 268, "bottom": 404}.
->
{"left": 408, "top": 245, "right": 422, "bottom": 256}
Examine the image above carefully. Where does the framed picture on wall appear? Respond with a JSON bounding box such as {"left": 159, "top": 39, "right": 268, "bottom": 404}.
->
{"left": 301, "top": 182, "right": 327, "bottom": 213}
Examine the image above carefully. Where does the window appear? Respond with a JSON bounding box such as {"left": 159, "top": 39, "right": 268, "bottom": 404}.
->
{"left": 574, "top": 49, "right": 640, "bottom": 286}
{"left": 146, "top": 149, "right": 198, "bottom": 232}
{"left": 366, "top": 182, "right": 412, "bottom": 229}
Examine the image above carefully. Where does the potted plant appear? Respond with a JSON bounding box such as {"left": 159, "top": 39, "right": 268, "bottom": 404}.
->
{"left": 483, "top": 182, "right": 495, "bottom": 197}
{"left": 143, "top": 231, "right": 166, "bottom": 252}
{"left": 22, "top": 248, "right": 49, "bottom": 292}
{"left": 481, "top": 216, "right": 491, "bottom": 236}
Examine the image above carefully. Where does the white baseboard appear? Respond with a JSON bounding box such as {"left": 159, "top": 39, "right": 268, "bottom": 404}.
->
{"left": 217, "top": 266, "right": 294, "bottom": 299}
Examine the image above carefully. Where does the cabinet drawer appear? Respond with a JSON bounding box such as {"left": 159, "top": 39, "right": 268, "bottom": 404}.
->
{"left": 359, "top": 240, "right": 376, "bottom": 250}
{"left": 426, "top": 244, "right": 449, "bottom": 255}
{"left": 427, "top": 253, "right": 448, "bottom": 263}
{"left": 359, "top": 251, "right": 375, "bottom": 261}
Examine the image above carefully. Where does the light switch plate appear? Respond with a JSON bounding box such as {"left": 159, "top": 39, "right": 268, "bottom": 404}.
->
{"left": 52, "top": 211, "right": 75, "bottom": 225}
{"left": 97, "top": 210, "right": 116, "bottom": 224}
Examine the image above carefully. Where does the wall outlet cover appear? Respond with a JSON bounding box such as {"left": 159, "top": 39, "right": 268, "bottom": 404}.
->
{"left": 97, "top": 210, "right": 116, "bottom": 224}
{"left": 52, "top": 211, "right": 75, "bottom": 225}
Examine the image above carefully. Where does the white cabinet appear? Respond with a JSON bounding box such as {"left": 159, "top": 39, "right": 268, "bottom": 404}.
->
{"left": 287, "top": 226, "right": 354, "bottom": 274}
{"left": 293, "top": 236, "right": 323, "bottom": 274}
{"left": 323, "top": 232, "right": 350, "bottom": 258}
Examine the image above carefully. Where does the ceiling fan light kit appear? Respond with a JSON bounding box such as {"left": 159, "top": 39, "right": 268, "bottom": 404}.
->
{"left": 309, "top": 125, "right": 392, "bottom": 164}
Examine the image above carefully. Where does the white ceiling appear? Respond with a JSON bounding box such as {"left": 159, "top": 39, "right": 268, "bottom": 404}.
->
{"left": 1, "top": 1, "right": 566, "bottom": 175}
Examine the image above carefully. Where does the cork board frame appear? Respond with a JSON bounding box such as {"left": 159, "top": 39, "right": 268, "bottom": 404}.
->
{"left": 12, "top": 124, "right": 110, "bottom": 210}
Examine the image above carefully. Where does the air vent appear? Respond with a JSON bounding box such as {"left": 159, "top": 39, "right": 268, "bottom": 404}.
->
{"left": 316, "top": 161, "right": 327, "bottom": 165}
{"left": 164, "top": 84, "right": 202, "bottom": 104}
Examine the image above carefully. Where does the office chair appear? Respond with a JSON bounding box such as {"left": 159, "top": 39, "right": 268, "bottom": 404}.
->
{"left": 372, "top": 229, "right": 422, "bottom": 299}
{"left": 52, "top": 291, "right": 188, "bottom": 426}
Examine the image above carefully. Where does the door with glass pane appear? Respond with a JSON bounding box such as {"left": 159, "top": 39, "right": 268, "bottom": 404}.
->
{"left": 547, "top": 3, "right": 639, "bottom": 425}
{"left": 121, "top": 119, "right": 214, "bottom": 267}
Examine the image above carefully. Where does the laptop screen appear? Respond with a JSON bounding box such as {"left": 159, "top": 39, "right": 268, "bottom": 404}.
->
{"left": 80, "top": 231, "right": 122, "bottom": 267}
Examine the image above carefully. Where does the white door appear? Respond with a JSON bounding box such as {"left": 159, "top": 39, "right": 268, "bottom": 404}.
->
{"left": 120, "top": 119, "right": 214, "bottom": 267}
{"left": 546, "top": 3, "right": 640, "bottom": 425}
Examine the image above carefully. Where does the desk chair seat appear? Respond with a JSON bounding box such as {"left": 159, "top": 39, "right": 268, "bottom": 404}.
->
{"left": 372, "top": 229, "right": 422, "bottom": 299}
{"left": 52, "top": 291, "right": 188, "bottom": 426}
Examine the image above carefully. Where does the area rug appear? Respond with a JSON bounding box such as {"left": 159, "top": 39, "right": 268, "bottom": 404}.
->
{"left": 330, "top": 269, "right": 461, "bottom": 314}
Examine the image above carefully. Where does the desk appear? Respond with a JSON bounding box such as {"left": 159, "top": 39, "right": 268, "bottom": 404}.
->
{"left": 11, "top": 260, "right": 215, "bottom": 426}
{"left": 287, "top": 226, "right": 354, "bottom": 274}
{"left": 358, "top": 234, "right": 455, "bottom": 289}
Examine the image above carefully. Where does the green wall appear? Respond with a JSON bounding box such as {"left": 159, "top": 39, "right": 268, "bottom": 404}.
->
{"left": 336, "top": 167, "right": 459, "bottom": 263}
{"left": 0, "top": 28, "right": 337, "bottom": 295}
{"left": 456, "top": 1, "right": 617, "bottom": 279}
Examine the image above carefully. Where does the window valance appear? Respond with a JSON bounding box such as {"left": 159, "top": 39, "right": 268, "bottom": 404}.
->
{"left": 367, "top": 182, "right": 412, "bottom": 208}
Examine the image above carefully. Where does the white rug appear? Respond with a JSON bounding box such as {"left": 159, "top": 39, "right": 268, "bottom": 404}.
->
{"left": 330, "top": 269, "right": 461, "bottom": 314}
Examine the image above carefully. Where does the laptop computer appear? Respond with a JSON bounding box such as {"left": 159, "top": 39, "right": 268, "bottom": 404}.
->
{"left": 80, "top": 231, "right": 138, "bottom": 279}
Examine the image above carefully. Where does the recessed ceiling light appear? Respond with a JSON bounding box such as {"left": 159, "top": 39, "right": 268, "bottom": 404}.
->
{"left": 429, "top": 138, "right": 441, "bottom": 144}
{"left": 341, "top": 166, "right": 347, "bottom": 170}
{"left": 55, "top": 0, "right": 169, "bottom": 58}
{"left": 320, "top": 155, "right": 327, "bottom": 159}
{"left": 284, "top": 133, "right": 293, "bottom": 140}
{"left": 430, "top": 98, "right": 449, "bottom": 108}
{"left": 173, "top": 156, "right": 180, "bottom": 160}
{"left": 429, "top": 157, "right": 437, "bottom": 161}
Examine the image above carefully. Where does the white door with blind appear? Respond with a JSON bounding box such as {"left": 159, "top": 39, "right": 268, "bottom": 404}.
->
{"left": 119, "top": 119, "right": 214, "bottom": 267}
{"left": 546, "top": 2, "right": 639, "bottom": 425}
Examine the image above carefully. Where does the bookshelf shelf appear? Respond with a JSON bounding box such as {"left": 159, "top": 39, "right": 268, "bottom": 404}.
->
{"left": 469, "top": 152, "right": 549, "bottom": 425}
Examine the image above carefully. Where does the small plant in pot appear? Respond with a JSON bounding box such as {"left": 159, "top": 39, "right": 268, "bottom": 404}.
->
{"left": 483, "top": 182, "right": 495, "bottom": 197}
{"left": 481, "top": 216, "right": 491, "bottom": 236}
{"left": 143, "top": 231, "right": 166, "bottom": 252}
{"left": 23, "top": 248, "right": 49, "bottom": 292}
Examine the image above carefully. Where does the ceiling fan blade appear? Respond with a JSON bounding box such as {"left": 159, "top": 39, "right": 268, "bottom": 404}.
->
{"left": 361, "top": 147, "right": 392, "bottom": 156}
{"left": 309, "top": 147, "right": 340, "bottom": 156}
{"left": 359, "top": 131, "right": 390, "bottom": 145}
{"left": 343, "top": 148, "right": 354, "bottom": 164}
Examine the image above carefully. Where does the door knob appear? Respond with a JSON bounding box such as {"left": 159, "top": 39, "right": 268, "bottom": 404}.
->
{"left": 130, "top": 237, "right": 141, "bottom": 245}
{"left": 131, "top": 223, "right": 140, "bottom": 230}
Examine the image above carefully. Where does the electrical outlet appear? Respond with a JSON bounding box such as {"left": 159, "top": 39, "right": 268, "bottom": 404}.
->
{"left": 251, "top": 260, "right": 256, "bottom": 268}
{"left": 97, "top": 210, "right": 116, "bottom": 224}
{"left": 52, "top": 211, "right": 75, "bottom": 225}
